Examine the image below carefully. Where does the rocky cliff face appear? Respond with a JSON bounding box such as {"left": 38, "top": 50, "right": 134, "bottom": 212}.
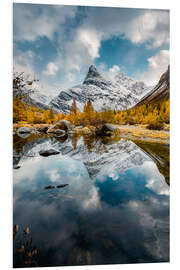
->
{"left": 49, "top": 65, "right": 151, "bottom": 113}
{"left": 135, "top": 66, "right": 170, "bottom": 107}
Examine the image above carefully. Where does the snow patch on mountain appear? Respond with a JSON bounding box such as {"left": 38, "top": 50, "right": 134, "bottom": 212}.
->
{"left": 29, "top": 81, "right": 53, "bottom": 106}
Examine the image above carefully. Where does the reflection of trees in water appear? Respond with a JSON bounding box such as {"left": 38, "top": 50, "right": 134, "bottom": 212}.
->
{"left": 13, "top": 134, "right": 48, "bottom": 154}
{"left": 83, "top": 135, "right": 107, "bottom": 154}
{"left": 71, "top": 134, "right": 81, "bottom": 150}
{"left": 13, "top": 224, "right": 38, "bottom": 267}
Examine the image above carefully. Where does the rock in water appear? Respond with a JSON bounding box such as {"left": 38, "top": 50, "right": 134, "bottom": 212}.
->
{"left": 57, "top": 184, "right": 69, "bottom": 188}
{"left": 96, "top": 123, "right": 120, "bottom": 136}
{"left": 47, "top": 120, "right": 73, "bottom": 133}
{"left": 17, "top": 127, "right": 32, "bottom": 134}
{"left": 44, "top": 185, "right": 55, "bottom": 190}
{"left": 39, "top": 149, "right": 60, "bottom": 157}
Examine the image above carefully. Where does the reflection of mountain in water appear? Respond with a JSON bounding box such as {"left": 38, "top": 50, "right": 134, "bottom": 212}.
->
{"left": 13, "top": 134, "right": 169, "bottom": 184}
{"left": 52, "top": 137, "right": 151, "bottom": 180}
{"left": 13, "top": 135, "right": 49, "bottom": 167}
{"left": 13, "top": 134, "right": 169, "bottom": 267}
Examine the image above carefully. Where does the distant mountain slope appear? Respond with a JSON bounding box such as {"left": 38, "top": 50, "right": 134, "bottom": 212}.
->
{"left": 13, "top": 79, "right": 52, "bottom": 110}
{"left": 27, "top": 82, "right": 52, "bottom": 110}
{"left": 135, "top": 66, "right": 170, "bottom": 107}
{"left": 50, "top": 65, "right": 151, "bottom": 113}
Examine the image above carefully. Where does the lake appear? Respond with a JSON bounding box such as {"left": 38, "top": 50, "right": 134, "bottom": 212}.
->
{"left": 13, "top": 133, "right": 169, "bottom": 267}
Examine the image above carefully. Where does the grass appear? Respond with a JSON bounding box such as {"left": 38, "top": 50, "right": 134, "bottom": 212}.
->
{"left": 116, "top": 124, "right": 169, "bottom": 143}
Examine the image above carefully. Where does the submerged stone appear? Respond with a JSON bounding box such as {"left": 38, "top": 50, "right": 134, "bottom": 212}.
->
{"left": 44, "top": 185, "right": 55, "bottom": 190}
{"left": 39, "top": 149, "right": 60, "bottom": 157}
{"left": 57, "top": 184, "right": 69, "bottom": 188}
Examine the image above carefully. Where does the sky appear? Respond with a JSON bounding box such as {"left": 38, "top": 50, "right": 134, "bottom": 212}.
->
{"left": 13, "top": 3, "right": 170, "bottom": 97}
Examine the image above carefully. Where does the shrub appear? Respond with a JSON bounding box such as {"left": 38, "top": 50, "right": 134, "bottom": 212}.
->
{"left": 146, "top": 122, "right": 164, "bottom": 130}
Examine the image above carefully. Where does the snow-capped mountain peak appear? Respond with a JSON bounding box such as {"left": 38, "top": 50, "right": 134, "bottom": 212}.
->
{"left": 49, "top": 65, "right": 152, "bottom": 113}
{"left": 83, "top": 65, "right": 105, "bottom": 84}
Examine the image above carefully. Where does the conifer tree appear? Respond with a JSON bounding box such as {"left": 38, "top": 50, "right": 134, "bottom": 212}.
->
{"left": 71, "top": 99, "right": 78, "bottom": 114}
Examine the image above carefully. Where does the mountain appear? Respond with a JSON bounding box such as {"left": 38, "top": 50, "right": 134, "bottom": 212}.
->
{"left": 49, "top": 65, "right": 151, "bottom": 113}
{"left": 27, "top": 82, "right": 53, "bottom": 110}
{"left": 135, "top": 66, "right": 170, "bottom": 107}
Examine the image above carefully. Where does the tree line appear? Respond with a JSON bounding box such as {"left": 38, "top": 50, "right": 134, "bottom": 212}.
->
{"left": 13, "top": 97, "right": 169, "bottom": 127}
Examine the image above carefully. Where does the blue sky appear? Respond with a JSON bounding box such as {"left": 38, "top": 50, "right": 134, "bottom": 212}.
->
{"left": 13, "top": 4, "right": 169, "bottom": 97}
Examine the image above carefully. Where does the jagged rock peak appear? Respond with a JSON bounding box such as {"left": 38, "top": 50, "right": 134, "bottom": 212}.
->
{"left": 83, "top": 65, "right": 103, "bottom": 84}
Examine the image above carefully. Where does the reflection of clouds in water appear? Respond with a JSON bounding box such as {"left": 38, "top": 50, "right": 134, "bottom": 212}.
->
{"left": 14, "top": 153, "right": 101, "bottom": 212}
{"left": 98, "top": 160, "right": 169, "bottom": 196}
{"left": 82, "top": 186, "right": 101, "bottom": 211}
{"left": 46, "top": 169, "right": 61, "bottom": 182}
{"left": 127, "top": 197, "right": 169, "bottom": 260}
{"left": 13, "top": 137, "right": 169, "bottom": 265}
{"left": 108, "top": 171, "right": 119, "bottom": 181}
{"left": 13, "top": 157, "right": 42, "bottom": 183}
{"left": 140, "top": 161, "right": 169, "bottom": 196}
{"left": 96, "top": 168, "right": 121, "bottom": 183}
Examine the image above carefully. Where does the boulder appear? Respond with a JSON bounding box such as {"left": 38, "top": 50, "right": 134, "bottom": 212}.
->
{"left": 77, "top": 127, "right": 92, "bottom": 135}
{"left": 73, "top": 126, "right": 96, "bottom": 135}
{"left": 17, "top": 127, "right": 32, "bottom": 134}
{"left": 39, "top": 149, "right": 60, "bottom": 157}
{"left": 102, "top": 124, "right": 120, "bottom": 132}
{"left": 47, "top": 120, "right": 73, "bottom": 133}
{"left": 96, "top": 123, "right": 120, "bottom": 136}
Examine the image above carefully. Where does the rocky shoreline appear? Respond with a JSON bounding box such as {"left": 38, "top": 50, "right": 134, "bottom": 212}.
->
{"left": 13, "top": 120, "right": 170, "bottom": 144}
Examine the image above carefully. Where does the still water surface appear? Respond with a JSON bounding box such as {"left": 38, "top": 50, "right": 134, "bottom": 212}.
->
{"left": 13, "top": 134, "right": 169, "bottom": 267}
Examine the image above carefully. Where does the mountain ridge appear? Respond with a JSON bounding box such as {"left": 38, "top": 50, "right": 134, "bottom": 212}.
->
{"left": 49, "top": 65, "right": 151, "bottom": 113}
{"left": 135, "top": 65, "right": 170, "bottom": 107}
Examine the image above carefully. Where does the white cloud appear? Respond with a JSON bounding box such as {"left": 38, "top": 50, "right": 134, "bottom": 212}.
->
{"left": 77, "top": 28, "right": 101, "bottom": 59}
{"left": 124, "top": 10, "right": 169, "bottom": 48}
{"left": 66, "top": 72, "right": 76, "bottom": 82}
{"left": 83, "top": 8, "right": 169, "bottom": 49}
{"left": 97, "top": 63, "right": 121, "bottom": 80}
{"left": 43, "top": 62, "right": 59, "bottom": 76}
{"left": 13, "top": 48, "right": 35, "bottom": 79}
{"left": 59, "top": 8, "right": 169, "bottom": 77}
{"left": 138, "top": 50, "right": 170, "bottom": 86}
{"left": 109, "top": 65, "right": 121, "bottom": 79}
{"left": 13, "top": 5, "right": 169, "bottom": 91}
{"left": 59, "top": 28, "right": 101, "bottom": 74}
{"left": 13, "top": 4, "right": 77, "bottom": 42}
